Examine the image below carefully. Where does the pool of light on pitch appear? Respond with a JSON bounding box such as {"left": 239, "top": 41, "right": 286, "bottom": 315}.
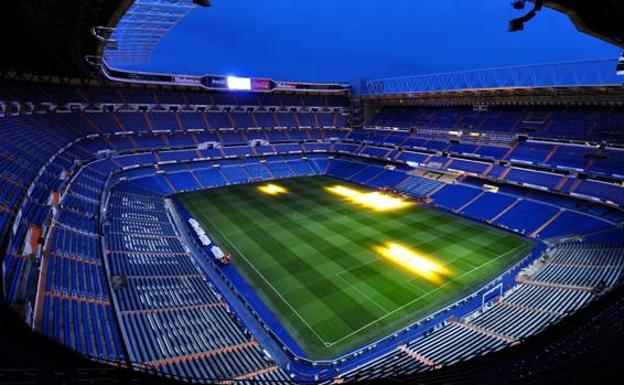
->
{"left": 325, "top": 185, "right": 413, "bottom": 212}
{"left": 258, "top": 183, "right": 288, "bottom": 195}
{"left": 374, "top": 242, "right": 451, "bottom": 283}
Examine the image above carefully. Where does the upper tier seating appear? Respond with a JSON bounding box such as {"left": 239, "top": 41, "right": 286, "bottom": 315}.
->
{"left": 0, "top": 80, "right": 350, "bottom": 109}
{"left": 370, "top": 106, "right": 624, "bottom": 143}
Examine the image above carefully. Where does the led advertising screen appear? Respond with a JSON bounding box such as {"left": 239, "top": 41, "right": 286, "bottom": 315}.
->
{"left": 227, "top": 76, "right": 252, "bottom": 90}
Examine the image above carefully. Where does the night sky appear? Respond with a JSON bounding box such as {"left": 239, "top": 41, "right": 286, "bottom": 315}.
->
{"left": 122, "top": 0, "right": 620, "bottom": 82}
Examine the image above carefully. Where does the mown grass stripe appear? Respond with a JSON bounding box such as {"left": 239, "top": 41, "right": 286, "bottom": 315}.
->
{"left": 191, "top": 189, "right": 383, "bottom": 341}
{"left": 179, "top": 176, "right": 534, "bottom": 359}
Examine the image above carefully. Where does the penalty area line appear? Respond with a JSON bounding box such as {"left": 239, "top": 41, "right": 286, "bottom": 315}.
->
{"left": 335, "top": 274, "right": 391, "bottom": 315}
{"left": 186, "top": 199, "right": 332, "bottom": 347}
{"left": 325, "top": 242, "right": 529, "bottom": 347}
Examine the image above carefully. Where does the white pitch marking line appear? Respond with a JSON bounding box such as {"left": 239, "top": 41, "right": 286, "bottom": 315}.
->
{"left": 189, "top": 198, "right": 529, "bottom": 349}
{"left": 335, "top": 274, "right": 390, "bottom": 315}
{"left": 188, "top": 200, "right": 330, "bottom": 346}
{"left": 325, "top": 242, "right": 529, "bottom": 346}
{"left": 335, "top": 257, "right": 381, "bottom": 278}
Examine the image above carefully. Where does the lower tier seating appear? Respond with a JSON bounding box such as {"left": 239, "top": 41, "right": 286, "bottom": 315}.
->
{"left": 337, "top": 240, "right": 623, "bottom": 382}
{"left": 102, "top": 191, "right": 290, "bottom": 383}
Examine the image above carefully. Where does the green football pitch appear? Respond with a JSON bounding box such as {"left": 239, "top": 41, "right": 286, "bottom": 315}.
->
{"left": 179, "top": 176, "right": 534, "bottom": 359}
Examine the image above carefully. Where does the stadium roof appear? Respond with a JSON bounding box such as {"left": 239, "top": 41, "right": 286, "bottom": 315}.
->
{"left": 102, "top": 0, "right": 206, "bottom": 64}
{"left": 545, "top": 0, "right": 624, "bottom": 48}
{"left": 0, "top": 0, "right": 122, "bottom": 77}
{"left": 360, "top": 58, "right": 622, "bottom": 96}
{"left": 111, "top": 0, "right": 622, "bottom": 83}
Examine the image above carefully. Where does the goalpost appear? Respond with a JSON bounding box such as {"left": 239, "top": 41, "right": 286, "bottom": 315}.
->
{"left": 481, "top": 282, "right": 503, "bottom": 308}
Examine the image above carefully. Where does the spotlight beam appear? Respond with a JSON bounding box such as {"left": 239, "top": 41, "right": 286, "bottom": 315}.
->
{"left": 258, "top": 183, "right": 288, "bottom": 195}
{"left": 325, "top": 185, "right": 413, "bottom": 212}
{"left": 374, "top": 242, "right": 451, "bottom": 283}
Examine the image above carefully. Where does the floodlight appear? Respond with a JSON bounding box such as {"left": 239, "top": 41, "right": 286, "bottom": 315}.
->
{"left": 512, "top": 0, "right": 526, "bottom": 10}
{"left": 508, "top": 0, "right": 543, "bottom": 32}
{"left": 508, "top": 18, "right": 525, "bottom": 32}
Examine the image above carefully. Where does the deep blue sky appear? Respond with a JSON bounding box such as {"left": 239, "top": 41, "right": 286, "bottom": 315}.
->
{"left": 122, "top": 0, "right": 619, "bottom": 82}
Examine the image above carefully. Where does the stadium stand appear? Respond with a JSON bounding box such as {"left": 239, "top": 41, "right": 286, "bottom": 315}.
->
{"left": 1, "top": 84, "right": 623, "bottom": 384}
{"left": 102, "top": 191, "right": 291, "bottom": 383}
{"left": 336, "top": 239, "right": 623, "bottom": 382}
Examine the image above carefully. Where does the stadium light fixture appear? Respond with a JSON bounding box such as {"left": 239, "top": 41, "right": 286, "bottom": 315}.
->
{"left": 508, "top": 0, "right": 543, "bottom": 32}
{"left": 325, "top": 185, "right": 413, "bottom": 212}
{"left": 508, "top": 18, "right": 526, "bottom": 32}
{"left": 258, "top": 183, "right": 288, "bottom": 195}
{"left": 374, "top": 242, "right": 451, "bottom": 283}
{"left": 512, "top": 0, "right": 526, "bottom": 10}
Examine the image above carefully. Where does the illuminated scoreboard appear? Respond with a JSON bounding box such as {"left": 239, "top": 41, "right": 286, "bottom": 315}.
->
{"left": 200, "top": 75, "right": 261, "bottom": 91}
{"left": 101, "top": 60, "right": 350, "bottom": 94}
{"left": 226, "top": 76, "right": 251, "bottom": 90}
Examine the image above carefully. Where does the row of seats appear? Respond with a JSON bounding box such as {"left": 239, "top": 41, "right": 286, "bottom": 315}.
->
{"left": 6, "top": 112, "right": 620, "bottom": 212}
{"left": 506, "top": 141, "right": 624, "bottom": 180}
{"left": 319, "top": 129, "right": 624, "bottom": 205}
{"left": 69, "top": 111, "right": 348, "bottom": 134}
{"left": 361, "top": 135, "right": 624, "bottom": 204}
{"left": 337, "top": 241, "right": 623, "bottom": 383}
{"left": 78, "top": 128, "right": 345, "bottom": 154}
{"left": 1, "top": 115, "right": 90, "bottom": 305}
{"left": 343, "top": 127, "right": 624, "bottom": 183}
{"left": 41, "top": 164, "right": 126, "bottom": 362}
{"left": 0, "top": 116, "right": 82, "bottom": 235}
{"left": 104, "top": 139, "right": 617, "bottom": 241}
{"left": 103, "top": 191, "right": 291, "bottom": 383}
{"left": 430, "top": 181, "right": 615, "bottom": 239}
{"left": 111, "top": 144, "right": 616, "bottom": 242}
{"left": 371, "top": 106, "right": 624, "bottom": 143}
{"left": 111, "top": 155, "right": 326, "bottom": 196}
{"left": 0, "top": 80, "right": 350, "bottom": 107}
{"left": 525, "top": 243, "right": 624, "bottom": 289}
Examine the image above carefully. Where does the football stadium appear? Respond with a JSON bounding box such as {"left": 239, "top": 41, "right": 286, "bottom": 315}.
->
{"left": 1, "top": 1, "right": 624, "bottom": 384}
